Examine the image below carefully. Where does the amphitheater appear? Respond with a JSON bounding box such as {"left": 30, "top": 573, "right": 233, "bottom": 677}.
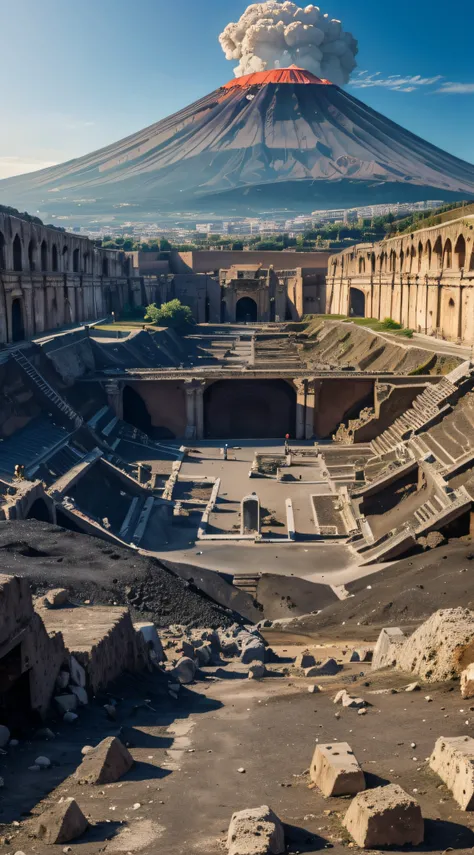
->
{"left": 2, "top": 210, "right": 474, "bottom": 854}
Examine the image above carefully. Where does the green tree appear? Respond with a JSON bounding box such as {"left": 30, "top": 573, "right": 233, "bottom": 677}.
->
{"left": 144, "top": 299, "right": 194, "bottom": 332}
{"left": 159, "top": 237, "right": 172, "bottom": 251}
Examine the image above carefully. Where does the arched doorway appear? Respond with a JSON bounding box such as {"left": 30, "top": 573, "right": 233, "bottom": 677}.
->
{"left": 26, "top": 498, "right": 52, "bottom": 523}
{"left": 123, "top": 385, "right": 152, "bottom": 434}
{"left": 236, "top": 296, "right": 257, "bottom": 323}
{"left": 349, "top": 287, "right": 365, "bottom": 317}
{"left": 13, "top": 235, "right": 22, "bottom": 271}
{"left": 11, "top": 298, "right": 25, "bottom": 342}
{"left": 204, "top": 379, "right": 296, "bottom": 439}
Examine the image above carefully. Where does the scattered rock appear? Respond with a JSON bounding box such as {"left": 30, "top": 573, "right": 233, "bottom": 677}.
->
{"left": 343, "top": 784, "right": 424, "bottom": 848}
{"left": 350, "top": 648, "right": 373, "bottom": 663}
{"left": 342, "top": 695, "right": 366, "bottom": 709}
{"left": 70, "top": 686, "right": 88, "bottom": 706}
{"left": 241, "top": 641, "right": 265, "bottom": 665}
{"left": 44, "top": 588, "right": 69, "bottom": 609}
{"left": 305, "top": 658, "right": 341, "bottom": 677}
{"left": 55, "top": 695, "right": 77, "bottom": 715}
{"left": 35, "top": 756, "right": 51, "bottom": 769}
{"left": 195, "top": 643, "right": 213, "bottom": 667}
{"left": 397, "top": 608, "right": 474, "bottom": 682}
{"left": 56, "top": 671, "right": 70, "bottom": 690}
{"left": 104, "top": 704, "right": 117, "bottom": 720}
{"left": 310, "top": 742, "right": 365, "bottom": 797}
{"left": 248, "top": 662, "right": 265, "bottom": 679}
{"left": 308, "top": 685, "right": 320, "bottom": 694}
{"left": 226, "top": 805, "right": 285, "bottom": 855}
{"left": 35, "top": 798, "right": 88, "bottom": 844}
{"left": 461, "top": 664, "right": 474, "bottom": 699}
{"left": 173, "top": 656, "right": 197, "bottom": 685}
{"left": 135, "top": 622, "right": 164, "bottom": 662}
{"left": 75, "top": 736, "right": 134, "bottom": 785}
{"left": 405, "top": 682, "right": 421, "bottom": 692}
{"left": 294, "top": 650, "right": 316, "bottom": 669}
{"left": 81, "top": 746, "right": 94, "bottom": 756}
{"left": 63, "top": 712, "right": 78, "bottom": 724}
{"left": 430, "top": 735, "right": 474, "bottom": 809}
{"left": 69, "top": 656, "right": 86, "bottom": 688}
{"left": 35, "top": 728, "right": 55, "bottom": 740}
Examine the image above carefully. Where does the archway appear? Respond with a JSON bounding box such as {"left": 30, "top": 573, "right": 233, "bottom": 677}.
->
{"left": 13, "top": 235, "right": 22, "bottom": 271}
{"left": 40, "top": 240, "right": 47, "bottom": 271}
{"left": 26, "top": 498, "right": 52, "bottom": 523}
{"left": 349, "top": 287, "right": 365, "bottom": 317}
{"left": 204, "top": 379, "right": 296, "bottom": 439}
{"left": 236, "top": 297, "right": 257, "bottom": 323}
{"left": 52, "top": 244, "right": 58, "bottom": 272}
{"left": 73, "top": 248, "right": 80, "bottom": 273}
{"left": 11, "top": 298, "right": 25, "bottom": 342}
{"left": 455, "top": 235, "right": 466, "bottom": 269}
{"left": 123, "top": 385, "right": 176, "bottom": 438}
{"left": 28, "top": 239, "right": 36, "bottom": 272}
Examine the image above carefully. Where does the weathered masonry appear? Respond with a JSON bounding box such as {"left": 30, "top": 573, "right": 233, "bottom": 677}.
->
{"left": 0, "top": 212, "right": 135, "bottom": 344}
{"left": 326, "top": 215, "right": 474, "bottom": 345}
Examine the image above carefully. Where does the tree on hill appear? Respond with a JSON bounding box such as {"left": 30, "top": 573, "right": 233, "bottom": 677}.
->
{"left": 144, "top": 299, "right": 194, "bottom": 332}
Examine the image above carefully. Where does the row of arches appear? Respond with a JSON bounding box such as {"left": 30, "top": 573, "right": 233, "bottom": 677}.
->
{"left": 0, "top": 230, "right": 130, "bottom": 277}
{"left": 333, "top": 233, "right": 472, "bottom": 279}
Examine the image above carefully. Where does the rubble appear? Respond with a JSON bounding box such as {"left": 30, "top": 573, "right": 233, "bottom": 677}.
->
{"left": 35, "top": 798, "right": 88, "bottom": 845}
{"left": 343, "top": 784, "right": 424, "bottom": 848}
{"left": 248, "top": 662, "right": 265, "bottom": 679}
{"left": 44, "top": 588, "right": 69, "bottom": 609}
{"left": 173, "top": 656, "right": 197, "bottom": 684}
{"left": 75, "top": 736, "right": 134, "bottom": 785}
{"left": 350, "top": 648, "right": 373, "bottom": 663}
{"left": 227, "top": 805, "right": 285, "bottom": 855}
{"left": 241, "top": 640, "right": 265, "bottom": 664}
{"left": 55, "top": 695, "right": 78, "bottom": 714}
{"left": 429, "top": 735, "right": 474, "bottom": 810}
{"left": 294, "top": 650, "right": 316, "bottom": 669}
{"left": 70, "top": 656, "right": 86, "bottom": 688}
{"left": 305, "top": 658, "right": 341, "bottom": 677}
{"left": 310, "top": 742, "right": 365, "bottom": 797}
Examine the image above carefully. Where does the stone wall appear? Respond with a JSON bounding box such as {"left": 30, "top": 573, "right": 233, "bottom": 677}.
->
{"left": 326, "top": 215, "right": 474, "bottom": 344}
{"left": 0, "top": 212, "right": 139, "bottom": 344}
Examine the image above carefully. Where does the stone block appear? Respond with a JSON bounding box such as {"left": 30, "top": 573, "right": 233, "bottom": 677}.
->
{"left": 305, "top": 658, "right": 341, "bottom": 677}
{"left": 248, "top": 662, "right": 265, "bottom": 679}
{"left": 55, "top": 694, "right": 78, "bottom": 714}
{"left": 241, "top": 642, "right": 265, "bottom": 664}
{"left": 35, "top": 798, "right": 88, "bottom": 844}
{"left": 343, "top": 784, "right": 424, "bottom": 848}
{"left": 429, "top": 735, "right": 474, "bottom": 810}
{"left": 195, "top": 643, "right": 213, "bottom": 667}
{"left": 70, "top": 686, "right": 88, "bottom": 706}
{"left": 310, "top": 742, "right": 365, "bottom": 797}
{"left": 44, "top": 588, "right": 69, "bottom": 609}
{"left": 173, "top": 656, "right": 197, "bottom": 684}
{"left": 135, "top": 622, "right": 164, "bottom": 661}
{"left": 227, "top": 805, "right": 284, "bottom": 855}
{"left": 75, "top": 736, "right": 134, "bottom": 785}
{"left": 461, "top": 664, "right": 474, "bottom": 699}
{"left": 294, "top": 650, "right": 316, "bottom": 669}
{"left": 350, "top": 648, "right": 373, "bottom": 663}
{"left": 342, "top": 694, "right": 366, "bottom": 709}
{"left": 397, "top": 608, "right": 474, "bottom": 682}
{"left": 56, "top": 670, "right": 70, "bottom": 690}
{"left": 70, "top": 655, "right": 86, "bottom": 688}
{"left": 371, "top": 628, "right": 406, "bottom": 671}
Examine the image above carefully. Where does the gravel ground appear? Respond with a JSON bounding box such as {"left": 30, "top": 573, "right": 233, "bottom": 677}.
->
{"left": 0, "top": 520, "right": 237, "bottom": 629}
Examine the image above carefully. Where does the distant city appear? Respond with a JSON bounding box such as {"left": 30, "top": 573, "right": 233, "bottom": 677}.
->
{"left": 69, "top": 200, "right": 445, "bottom": 243}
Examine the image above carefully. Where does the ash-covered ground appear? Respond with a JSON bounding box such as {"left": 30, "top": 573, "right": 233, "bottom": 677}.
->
{"left": 0, "top": 520, "right": 236, "bottom": 629}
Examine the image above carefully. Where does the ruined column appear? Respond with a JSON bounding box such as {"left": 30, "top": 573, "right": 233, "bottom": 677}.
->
{"left": 294, "top": 379, "right": 306, "bottom": 440}
{"left": 305, "top": 380, "right": 317, "bottom": 440}
{"left": 195, "top": 382, "right": 205, "bottom": 439}
{"left": 104, "top": 379, "right": 123, "bottom": 420}
{"left": 184, "top": 381, "right": 196, "bottom": 439}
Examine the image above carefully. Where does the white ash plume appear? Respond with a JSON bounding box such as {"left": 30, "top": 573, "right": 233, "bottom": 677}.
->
{"left": 219, "top": 1, "right": 358, "bottom": 86}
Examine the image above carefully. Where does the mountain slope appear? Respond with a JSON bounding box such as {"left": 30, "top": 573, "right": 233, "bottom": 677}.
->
{"left": 1, "top": 67, "right": 474, "bottom": 217}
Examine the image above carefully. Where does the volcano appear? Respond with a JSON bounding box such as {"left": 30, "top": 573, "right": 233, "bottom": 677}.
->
{"left": 2, "top": 66, "right": 474, "bottom": 218}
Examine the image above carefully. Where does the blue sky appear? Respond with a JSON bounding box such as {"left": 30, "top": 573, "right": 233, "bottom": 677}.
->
{"left": 1, "top": 0, "right": 474, "bottom": 179}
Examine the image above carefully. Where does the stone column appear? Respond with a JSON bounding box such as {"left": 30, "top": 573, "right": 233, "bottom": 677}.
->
{"left": 294, "top": 379, "right": 306, "bottom": 440}
{"left": 184, "top": 381, "right": 196, "bottom": 438}
{"left": 195, "top": 382, "right": 205, "bottom": 439}
{"left": 104, "top": 379, "right": 123, "bottom": 420}
{"left": 305, "top": 380, "right": 317, "bottom": 440}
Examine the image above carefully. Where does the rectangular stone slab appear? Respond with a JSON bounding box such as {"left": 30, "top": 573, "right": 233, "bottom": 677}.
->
{"left": 310, "top": 742, "right": 365, "bottom": 797}
{"left": 429, "top": 735, "right": 474, "bottom": 810}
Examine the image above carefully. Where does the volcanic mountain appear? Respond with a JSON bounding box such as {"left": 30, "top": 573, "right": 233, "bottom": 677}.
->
{"left": 2, "top": 66, "right": 474, "bottom": 218}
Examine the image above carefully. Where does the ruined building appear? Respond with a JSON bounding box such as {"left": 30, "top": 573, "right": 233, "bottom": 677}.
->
{"left": 326, "top": 215, "right": 474, "bottom": 345}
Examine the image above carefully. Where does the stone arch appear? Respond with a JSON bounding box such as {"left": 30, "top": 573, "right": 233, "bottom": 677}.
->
{"left": 11, "top": 298, "right": 25, "bottom": 342}
{"left": 102, "top": 257, "right": 109, "bottom": 277}
{"left": 40, "top": 239, "right": 48, "bottom": 271}
{"left": 433, "top": 236, "right": 442, "bottom": 270}
{"left": 409, "top": 244, "right": 416, "bottom": 273}
{"left": 443, "top": 238, "right": 452, "bottom": 269}
{"left": 62, "top": 245, "right": 69, "bottom": 272}
{"left": 389, "top": 249, "right": 396, "bottom": 272}
{"left": 52, "top": 244, "right": 58, "bottom": 272}
{"left": 454, "top": 234, "right": 466, "bottom": 269}
{"left": 236, "top": 296, "right": 257, "bottom": 323}
{"left": 399, "top": 248, "right": 404, "bottom": 273}
{"left": 203, "top": 379, "right": 296, "bottom": 439}
{"left": 13, "top": 234, "right": 22, "bottom": 272}
{"left": 417, "top": 241, "right": 423, "bottom": 273}
{"left": 83, "top": 252, "right": 89, "bottom": 274}
{"left": 358, "top": 256, "right": 365, "bottom": 274}
{"left": 123, "top": 385, "right": 153, "bottom": 435}
{"left": 425, "top": 240, "right": 432, "bottom": 270}
{"left": 28, "top": 238, "right": 37, "bottom": 272}
{"left": 72, "top": 247, "right": 80, "bottom": 273}
{"left": 349, "top": 287, "right": 365, "bottom": 317}
{"left": 0, "top": 231, "right": 5, "bottom": 270}
{"left": 370, "top": 252, "right": 376, "bottom": 273}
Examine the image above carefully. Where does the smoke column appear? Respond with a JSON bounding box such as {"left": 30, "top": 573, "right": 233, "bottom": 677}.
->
{"left": 219, "top": 1, "right": 358, "bottom": 86}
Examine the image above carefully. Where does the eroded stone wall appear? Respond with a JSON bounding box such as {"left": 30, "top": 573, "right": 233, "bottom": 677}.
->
{"left": 326, "top": 215, "right": 474, "bottom": 344}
